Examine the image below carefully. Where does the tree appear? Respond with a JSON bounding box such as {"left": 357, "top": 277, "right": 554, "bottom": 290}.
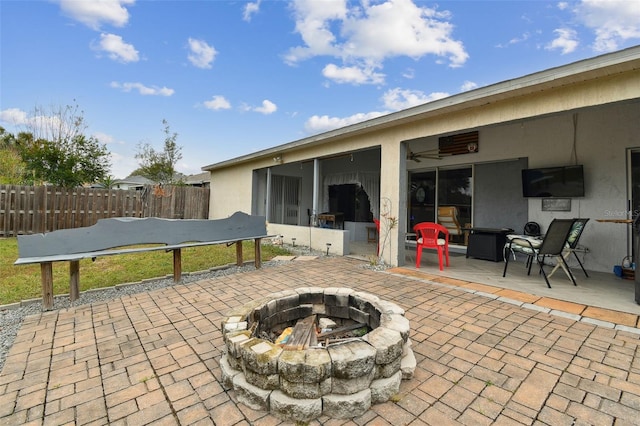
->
{"left": 99, "top": 175, "right": 115, "bottom": 189}
{"left": 19, "top": 134, "right": 111, "bottom": 188}
{"left": 14, "top": 102, "right": 112, "bottom": 188}
{"left": 134, "top": 119, "right": 183, "bottom": 184}
{"left": 0, "top": 127, "right": 28, "bottom": 184}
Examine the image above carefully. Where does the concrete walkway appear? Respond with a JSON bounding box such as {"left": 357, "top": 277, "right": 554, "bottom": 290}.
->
{"left": 0, "top": 256, "right": 639, "bottom": 425}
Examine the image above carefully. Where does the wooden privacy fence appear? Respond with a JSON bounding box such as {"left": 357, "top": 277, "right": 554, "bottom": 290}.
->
{"left": 0, "top": 184, "right": 210, "bottom": 236}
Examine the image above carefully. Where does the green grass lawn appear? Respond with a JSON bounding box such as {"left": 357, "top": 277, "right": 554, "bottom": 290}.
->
{"left": 0, "top": 238, "right": 291, "bottom": 305}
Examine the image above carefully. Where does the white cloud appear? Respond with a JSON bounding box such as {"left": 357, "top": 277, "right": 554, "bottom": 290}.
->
{"left": 402, "top": 68, "right": 415, "bottom": 79}
{"left": 574, "top": 0, "right": 640, "bottom": 52}
{"left": 286, "top": 0, "right": 468, "bottom": 85}
{"left": 460, "top": 81, "right": 478, "bottom": 92}
{"left": 322, "top": 63, "right": 385, "bottom": 85}
{"left": 285, "top": 0, "right": 347, "bottom": 63}
{"left": 304, "top": 111, "right": 387, "bottom": 134}
{"left": 304, "top": 84, "right": 454, "bottom": 134}
{"left": 94, "top": 33, "right": 139, "bottom": 62}
{"left": 92, "top": 131, "right": 125, "bottom": 145}
{"left": 243, "top": 0, "right": 261, "bottom": 22}
{"left": 176, "top": 160, "right": 202, "bottom": 176}
{"left": 381, "top": 88, "right": 449, "bottom": 110}
{"left": 0, "top": 108, "right": 67, "bottom": 139}
{"left": 204, "top": 96, "right": 232, "bottom": 110}
{"left": 60, "top": 0, "right": 135, "bottom": 30}
{"left": 108, "top": 151, "right": 139, "bottom": 179}
{"left": 187, "top": 38, "right": 217, "bottom": 69}
{"left": 254, "top": 100, "right": 278, "bottom": 114}
{"left": 496, "top": 32, "right": 531, "bottom": 48}
{"left": 0, "top": 108, "right": 28, "bottom": 125}
{"left": 546, "top": 28, "right": 579, "bottom": 54}
{"left": 110, "top": 81, "right": 174, "bottom": 96}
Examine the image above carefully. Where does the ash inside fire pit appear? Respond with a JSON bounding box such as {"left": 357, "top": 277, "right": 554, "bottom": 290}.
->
{"left": 220, "top": 287, "right": 416, "bottom": 422}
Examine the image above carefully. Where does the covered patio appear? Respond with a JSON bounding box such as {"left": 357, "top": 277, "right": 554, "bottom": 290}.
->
{"left": 349, "top": 240, "right": 640, "bottom": 318}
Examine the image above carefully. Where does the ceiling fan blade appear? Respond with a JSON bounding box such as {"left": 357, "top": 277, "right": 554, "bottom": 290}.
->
{"left": 407, "top": 151, "right": 422, "bottom": 162}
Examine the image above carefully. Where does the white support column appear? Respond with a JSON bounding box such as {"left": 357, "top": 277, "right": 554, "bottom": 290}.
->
{"left": 312, "top": 158, "right": 320, "bottom": 226}
{"left": 266, "top": 167, "right": 272, "bottom": 223}
{"left": 397, "top": 143, "right": 409, "bottom": 266}
{"left": 378, "top": 143, "right": 403, "bottom": 266}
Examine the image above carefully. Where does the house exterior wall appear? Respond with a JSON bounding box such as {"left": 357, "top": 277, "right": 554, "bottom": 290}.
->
{"left": 207, "top": 58, "right": 640, "bottom": 272}
{"left": 209, "top": 166, "right": 254, "bottom": 216}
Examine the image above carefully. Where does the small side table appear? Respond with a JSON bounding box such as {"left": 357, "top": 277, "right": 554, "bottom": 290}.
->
{"left": 466, "top": 227, "right": 514, "bottom": 261}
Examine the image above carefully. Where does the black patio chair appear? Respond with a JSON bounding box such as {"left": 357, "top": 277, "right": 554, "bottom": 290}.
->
{"left": 549, "top": 218, "right": 590, "bottom": 279}
{"left": 502, "top": 218, "right": 577, "bottom": 288}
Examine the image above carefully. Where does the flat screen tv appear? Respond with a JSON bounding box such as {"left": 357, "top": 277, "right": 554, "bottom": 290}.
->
{"left": 521, "top": 165, "right": 584, "bottom": 197}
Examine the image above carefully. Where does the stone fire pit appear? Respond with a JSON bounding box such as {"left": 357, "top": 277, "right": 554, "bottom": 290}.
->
{"left": 219, "top": 287, "right": 415, "bottom": 422}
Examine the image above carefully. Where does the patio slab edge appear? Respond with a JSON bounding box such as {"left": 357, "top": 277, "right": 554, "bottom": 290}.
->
{"left": 386, "top": 267, "right": 640, "bottom": 331}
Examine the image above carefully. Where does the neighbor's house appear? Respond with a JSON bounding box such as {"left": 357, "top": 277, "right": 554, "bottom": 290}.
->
{"left": 112, "top": 176, "right": 155, "bottom": 190}
{"left": 183, "top": 172, "right": 210, "bottom": 188}
{"left": 202, "top": 46, "right": 640, "bottom": 273}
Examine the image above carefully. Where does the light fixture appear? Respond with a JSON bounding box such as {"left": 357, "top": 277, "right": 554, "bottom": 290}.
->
{"left": 273, "top": 156, "right": 282, "bottom": 164}
{"left": 292, "top": 237, "right": 296, "bottom": 247}
{"left": 350, "top": 153, "right": 353, "bottom": 162}
{"left": 326, "top": 243, "right": 331, "bottom": 256}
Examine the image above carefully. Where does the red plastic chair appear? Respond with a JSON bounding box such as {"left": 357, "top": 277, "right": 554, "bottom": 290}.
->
{"left": 373, "top": 218, "right": 381, "bottom": 256}
{"left": 414, "top": 222, "right": 450, "bottom": 270}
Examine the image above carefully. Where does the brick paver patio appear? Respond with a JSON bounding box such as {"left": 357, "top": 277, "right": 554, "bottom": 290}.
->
{"left": 0, "top": 256, "right": 639, "bottom": 425}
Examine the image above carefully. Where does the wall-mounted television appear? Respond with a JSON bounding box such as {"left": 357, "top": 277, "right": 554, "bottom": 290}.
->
{"left": 521, "top": 165, "right": 585, "bottom": 197}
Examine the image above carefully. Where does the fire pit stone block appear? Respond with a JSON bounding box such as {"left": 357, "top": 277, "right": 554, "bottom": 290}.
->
{"left": 328, "top": 340, "right": 376, "bottom": 379}
{"left": 322, "top": 389, "right": 371, "bottom": 419}
{"left": 296, "top": 287, "right": 325, "bottom": 304}
{"left": 370, "top": 370, "right": 402, "bottom": 403}
{"left": 233, "top": 373, "right": 271, "bottom": 411}
{"left": 281, "top": 376, "right": 332, "bottom": 399}
{"left": 380, "top": 313, "right": 410, "bottom": 341}
{"left": 270, "top": 390, "right": 322, "bottom": 422}
{"left": 375, "top": 355, "right": 402, "bottom": 379}
{"left": 362, "top": 327, "right": 404, "bottom": 364}
{"left": 219, "top": 354, "right": 240, "bottom": 389}
{"left": 323, "top": 287, "right": 354, "bottom": 307}
{"left": 278, "top": 349, "right": 332, "bottom": 383}
{"left": 240, "top": 340, "right": 282, "bottom": 376}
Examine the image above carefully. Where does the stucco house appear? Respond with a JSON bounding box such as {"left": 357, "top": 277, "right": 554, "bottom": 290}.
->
{"left": 202, "top": 46, "right": 640, "bottom": 274}
{"left": 112, "top": 175, "right": 155, "bottom": 190}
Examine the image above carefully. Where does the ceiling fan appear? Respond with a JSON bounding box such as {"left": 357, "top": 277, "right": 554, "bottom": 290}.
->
{"left": 407, "top": 148, "right": 443, "bottom": 162}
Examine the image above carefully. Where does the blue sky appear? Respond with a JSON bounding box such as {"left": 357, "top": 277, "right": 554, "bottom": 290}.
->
{"left": 1, "top": 0, "right": 639, "bottom": 179}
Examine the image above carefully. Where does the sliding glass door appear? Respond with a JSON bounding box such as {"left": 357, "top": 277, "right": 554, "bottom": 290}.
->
{"left": 408, "top": 167, "right": 472, "bottom": 244}
{"left": 270, "top": 175, "right": 301, "bottom": 225}
{"left": 408, "top": 171, "right": 436, "bottom": 231}
{"left": 437, "top": 168, "right": 472, "bottom": 230}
